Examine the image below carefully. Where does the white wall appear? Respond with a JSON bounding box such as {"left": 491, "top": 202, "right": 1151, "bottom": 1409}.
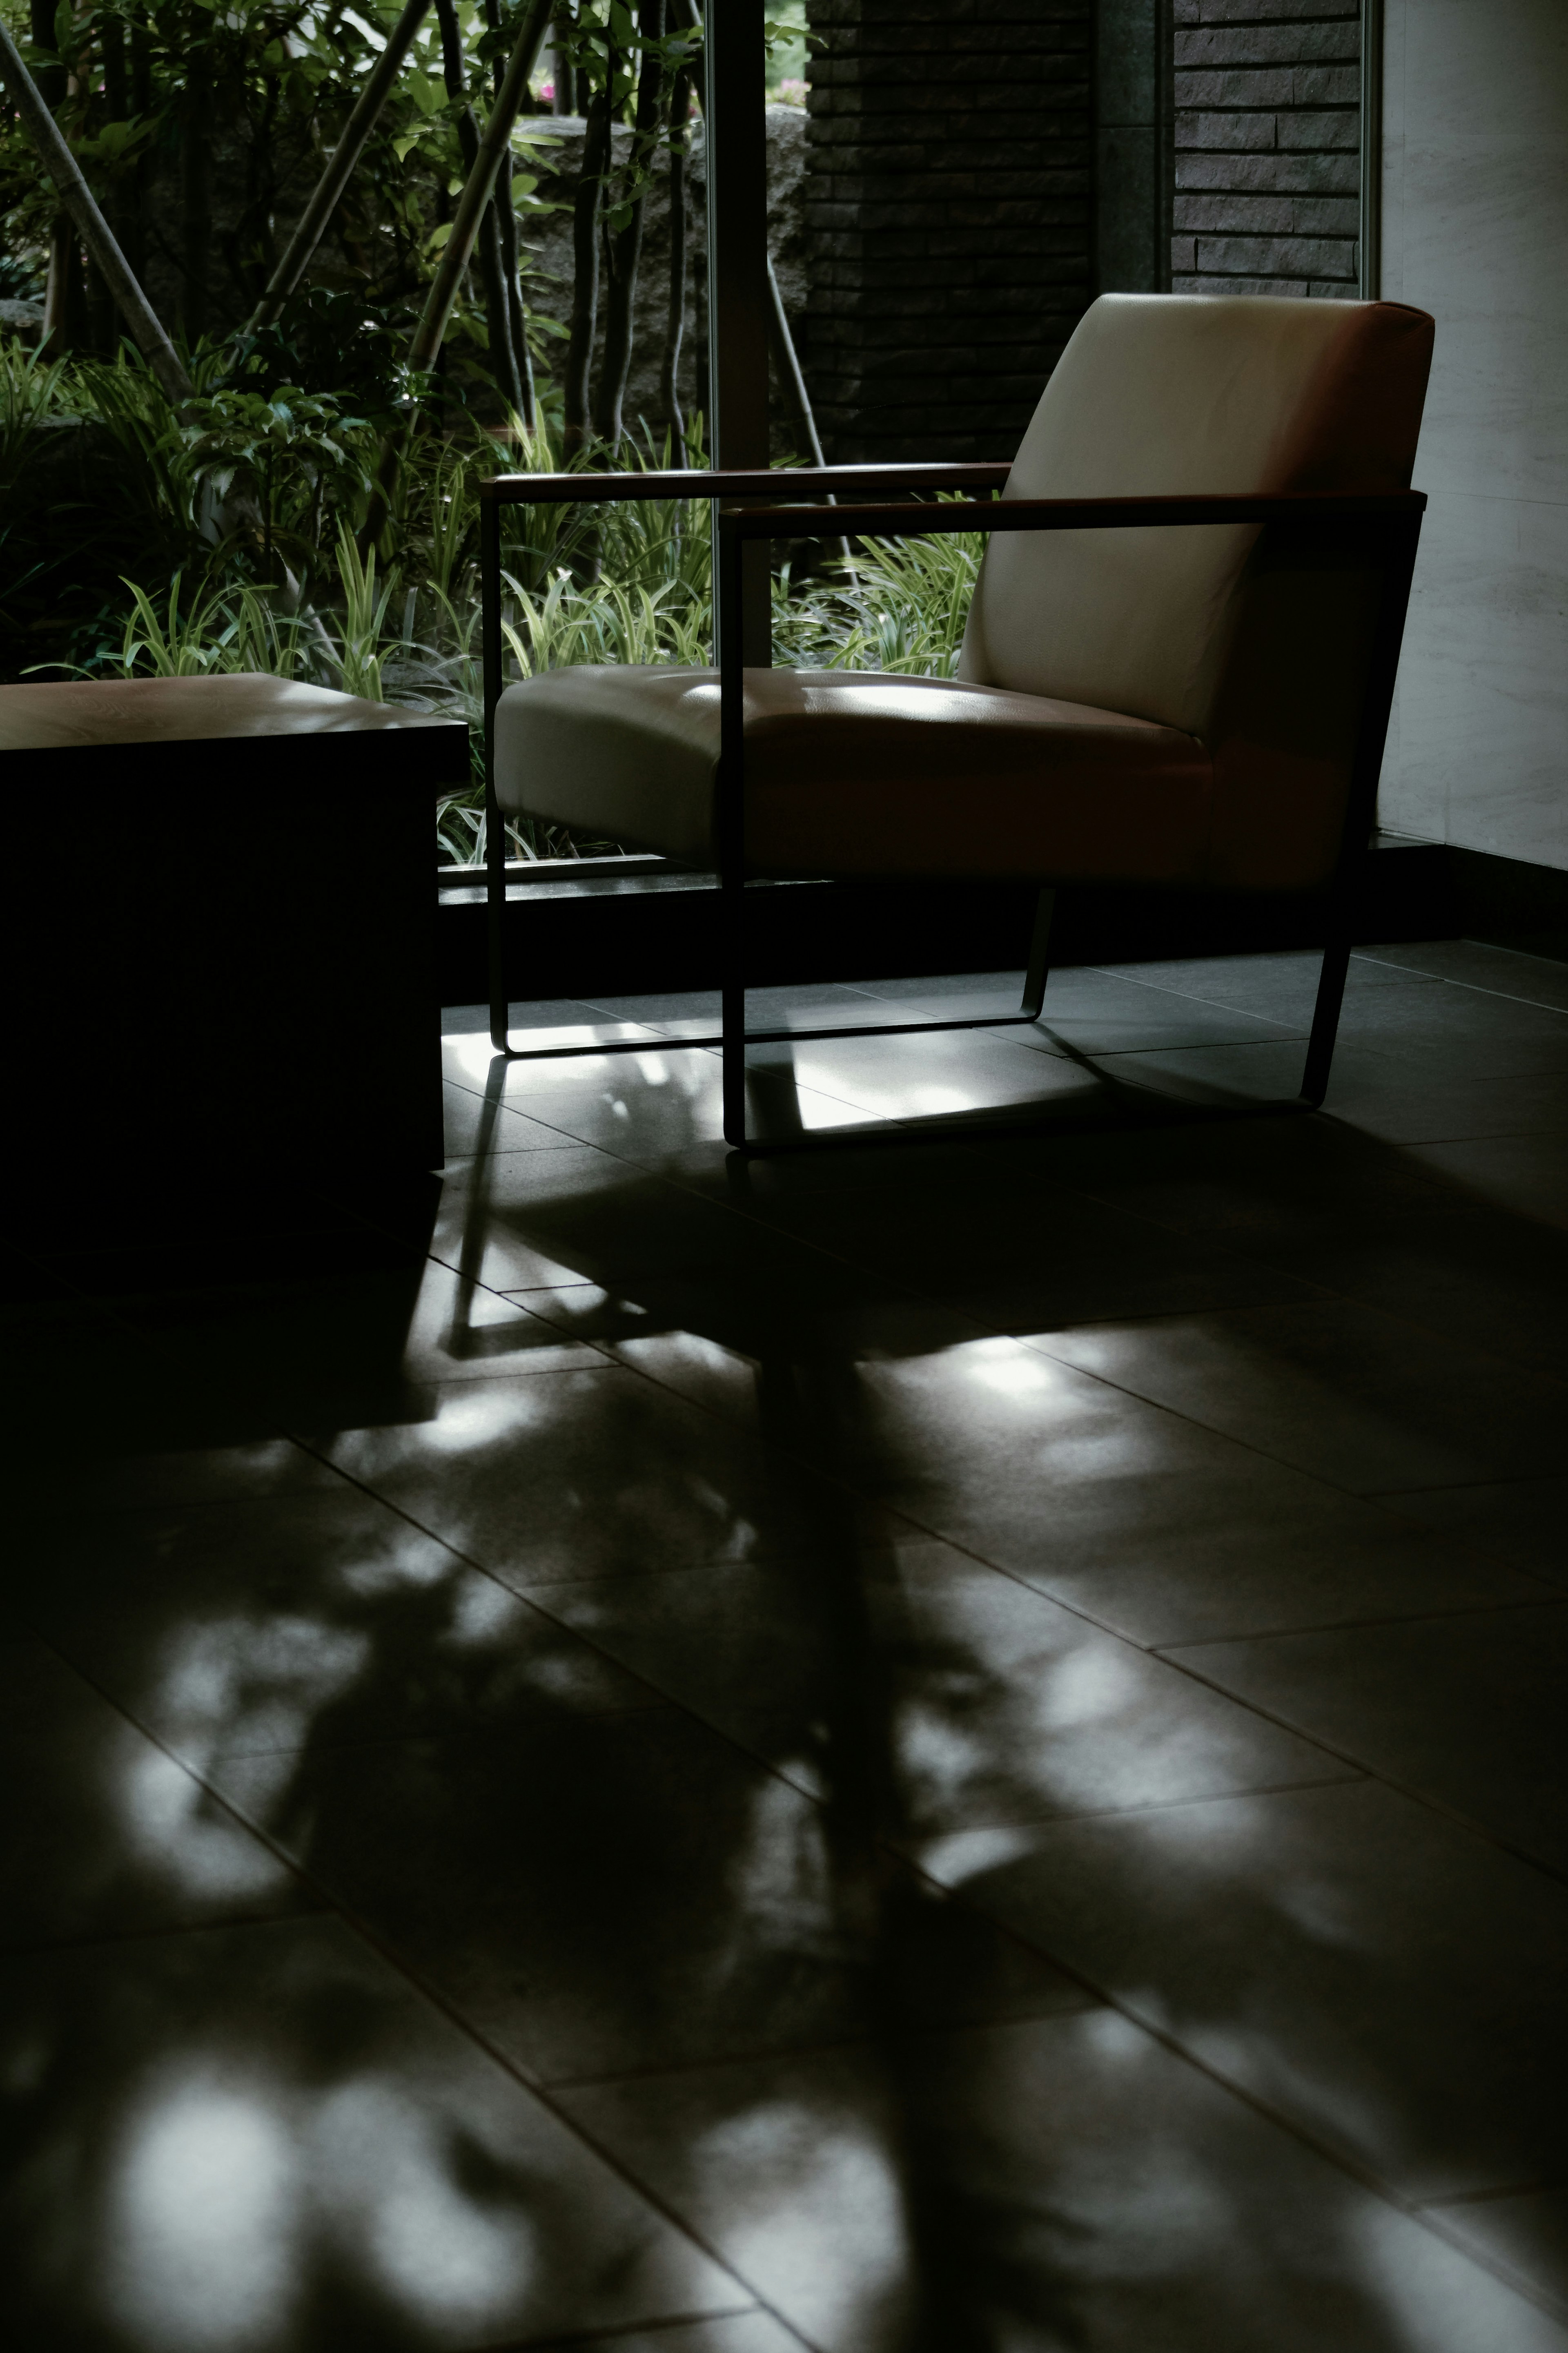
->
{"left": 1379, "top": 0, "right": 1568, "bottom": 869}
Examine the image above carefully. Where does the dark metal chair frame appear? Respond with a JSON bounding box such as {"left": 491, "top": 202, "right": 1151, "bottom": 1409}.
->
{"left": 479, "top": 463, "right": 1425, "bottom": 1153}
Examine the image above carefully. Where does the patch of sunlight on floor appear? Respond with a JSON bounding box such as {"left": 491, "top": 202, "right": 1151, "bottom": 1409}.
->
{"left": 121, "top": 1751, "right": 293, "bottom": 1902}
{"left": 106, "top": 2067, "right": 298, "bottom": 2351}
{"left": 311, "top": 2075, "right": 535, "bottom": 2334}
{"left": 700, "top": 2098, "right": 913, "bottom": 2349}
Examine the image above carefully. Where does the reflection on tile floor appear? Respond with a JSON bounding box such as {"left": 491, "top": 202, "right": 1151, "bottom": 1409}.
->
{"left": 4, "top": 939, "right": 1568, "bottom": 2347}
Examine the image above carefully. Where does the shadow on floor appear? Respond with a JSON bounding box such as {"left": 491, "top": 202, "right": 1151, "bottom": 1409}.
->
{"left": 6, "top": 949, "right": 1568, "bottom": 2349}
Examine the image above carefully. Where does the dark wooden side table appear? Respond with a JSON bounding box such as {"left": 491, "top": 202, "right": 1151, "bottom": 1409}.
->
{"left": 1, "top": 675, "right": 468, "bottom": 1253}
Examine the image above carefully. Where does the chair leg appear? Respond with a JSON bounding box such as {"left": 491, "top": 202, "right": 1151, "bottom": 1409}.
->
{"left": 488, "top": 878, "right": 509, "bottom": 1054}
{"left": 721, "top": 872, "right": 748, "bottom": 1147}
{"left": 1301, "top": 929, "right": 1353, "bottom": 1106}
{"left": 481, "top": 494, "right": 508, "bottom": 1054}
{"left": 1020, "top": 888, "right": 1056, "bottom": 1019}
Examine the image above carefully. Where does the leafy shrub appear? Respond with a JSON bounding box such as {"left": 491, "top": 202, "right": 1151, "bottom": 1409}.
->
{"left": 2, "top": 335, "right": 990, "bottom": 862}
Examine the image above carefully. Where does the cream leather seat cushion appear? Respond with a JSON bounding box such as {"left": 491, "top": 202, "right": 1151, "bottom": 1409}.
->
{"left": 494, "top": 663, "right": 1214, "bottom": 880}
{"left": 0, "top": 672, "right": 446, "bottom": 751}
{"left": 960, "top": 292, "right": 1435, "bottom": 736}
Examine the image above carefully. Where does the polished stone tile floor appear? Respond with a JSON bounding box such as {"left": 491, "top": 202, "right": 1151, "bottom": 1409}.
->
{"left": 5, "top": 938, "right": 1568, "bottom": 2349}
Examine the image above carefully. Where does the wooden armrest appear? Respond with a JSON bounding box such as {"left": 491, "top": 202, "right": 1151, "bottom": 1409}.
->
{"left": 715, "top": 489, "right": 1429, "bottom": 539}
{"left": 477, "top": 460, "right": 1013, "bottom": 506}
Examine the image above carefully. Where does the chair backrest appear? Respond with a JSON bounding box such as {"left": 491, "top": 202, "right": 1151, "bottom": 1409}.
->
{"left": 960, "top": 292, "right": 1433, "bottom": 733}
{"left": 958, "top": 293, "right": 1434, "bottom": 888}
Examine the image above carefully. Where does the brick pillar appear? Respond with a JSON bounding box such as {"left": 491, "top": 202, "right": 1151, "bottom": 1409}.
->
{"left": 1171, "top": 1, "right": 1361, "bottom": 297}
{"left": 802, "top": 0, "right": 1094, "bottom": 464}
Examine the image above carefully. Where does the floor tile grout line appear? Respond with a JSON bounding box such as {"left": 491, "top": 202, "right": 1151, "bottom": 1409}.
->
{"left": 1368, "top": 1124, "right": 1568, "bottom": 1148}
{"left": 1154, "top": 1589, "right": 1568, "bottom": 1653}
{"left": 264, "top": 1423, "right": 1036, "bottom": 1927}
{"left": 1004, "top": 1156, "right": 1568, "bottom": 1377}
{"left": 372, "top": 1228, "right": 1568, "bottom": 1842}
{"left": 1080, "top": 956, "right": 1398, "bottom": 1026}
{"left": 1009, "top": 1303, "right": 1568, "bottom": 1488}
{"left": 1352, "top": 952, "right": 1568, "bottom": 1020}
{"left": 462, "top": 1033, "right": 912, "bottom": 1135}
{"left": 1359, "top": 1495, "right": 1568, "bottom": 1589}
{"left": 57, "top": 1196, "right": 1545, "bottom": 1856}
{"left": 481, "top": 939, "right": 1568, "bottom": 1037}
{"left": 896, "top": 1768, "right": 1368, "bottom": 1839}
{"left": 468, "top": 2303, "right": 778, "bottom": 2353}
{"left": 417, "top": 1240, "right": 633, "bottom": 1354}
{"left": 29, "top": 1631, "right": 799, "bottom": 2340}
{"left": 822, "top": 1365, "right": 1563, "bottom": 1656}
{"left": 1419, "top": 2177, "right": 1568, "bottom": 2212}
{"left": 1031, "top": 1240, "right": 1568, "bottom": 1397}
{"left": 197, "top": 1693, "right": 679, "bottom": 1771}
{"left": 36, "top": 1270, "right": 1568, "bottom": 2296}
{"left": 35, "top": 1557, "right": 1567, "bottom": 2328}
{"left": 439, "top": 1072, "right": 1568, "bottom": 1437}
{"left": 1093, "top": 946, "right": 1568, "bottom": 1028}
{"left": 458, "top": 1101, "right": 1363, "bottom": 1392}
{"left": 1151, "top": 1643, "right": 1568, "bottom": 1897}
{"left": 516, "top": 1565, "right": 1367, "bottom": 1836}
{"left": 117, "top": 1370, "right": 1568, "bottom": 1927}
{"left": 49, "top": 1045, "right": 1557, "bottom": 1886}
{"left": 451, "top": 960, "right": 1566, "bottom": 1117}
{"left": 40, "top": 979, "right": 1568, "bottom": 2334}
{"left": 450, "top": 1035, "right": 1568, "bottom": 1334}
{"left": 0, "top": 1903, "right": 333, "bottom": 1962}
{"left": 753, "top": 964, "right": 1305, "bottom": 1040}
{"left": 1370, "top": 1471, "right": 1567, "bottom": 1501}
{"left": 529, "top": 2013, "right": 1052, "bottom": 2097}
{"left": 896, "top": 1853, "right": 1568, "bottom": 2329}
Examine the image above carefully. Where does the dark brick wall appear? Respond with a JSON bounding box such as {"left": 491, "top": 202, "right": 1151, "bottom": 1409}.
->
{"left": 801, "top": 0, "right": 1095, "bottom": 462}
{"left": 1172, "top": 1, "right": 1361, "bottom": 296}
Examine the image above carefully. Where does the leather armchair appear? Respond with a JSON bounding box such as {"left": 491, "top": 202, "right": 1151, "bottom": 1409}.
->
{"left": 481, "top": 293, "right": 1434, "bottom": 1150}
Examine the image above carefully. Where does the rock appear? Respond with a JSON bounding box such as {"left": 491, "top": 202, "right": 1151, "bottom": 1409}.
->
{"left": 0, "top": 299, "right": 45, "bottom": 341}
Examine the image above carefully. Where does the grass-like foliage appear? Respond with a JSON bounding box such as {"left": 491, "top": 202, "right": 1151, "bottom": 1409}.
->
{"left": 2, "top": 335, "right": 989, "bottom": 862}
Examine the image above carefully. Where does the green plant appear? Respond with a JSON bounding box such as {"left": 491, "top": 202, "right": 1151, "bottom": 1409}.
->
{"left": 823, "top": 513, "right": 987, "bottom": 678}
{"left": 183, "top": 385, "right": 376, "bottom": 579}
{"left": 320, "top": 524, "right": 398, "bottom": 700}
{"left": 0, "top": 336, "right": 69, "bottom": 494}
{"left": 59, "top": 570, "right": 310, "bottom": 679}
{"left": 4, "top": 329, "right": 989, "bottom": 860}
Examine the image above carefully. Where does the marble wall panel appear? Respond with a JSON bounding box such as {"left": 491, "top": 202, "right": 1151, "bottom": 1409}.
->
{"left": 1379, "top": 490, "right": 1568, "bottom": 870}
{"left": 1379, "top": 0, "right": 1568, "bottom": 869}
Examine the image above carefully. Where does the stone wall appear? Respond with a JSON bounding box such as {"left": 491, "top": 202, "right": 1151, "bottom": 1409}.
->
{"left": 801, "top": 0, "right": 1095, "bottom": 463}
{"left": 519, "top": 105, "right": 807, "bottom": 450}
{"left": 1171, "top": 0, "right": 1362, "bottom": 297}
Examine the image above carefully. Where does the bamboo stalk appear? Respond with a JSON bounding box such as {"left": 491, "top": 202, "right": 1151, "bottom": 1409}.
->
{"left": 594, "top": 0, "right": 665, "bottom": 448}
{"left": 434, "top": 0, "right": 528, "bottom": 421}
{"left": 562, "top": 78, "right": 610, "bottom": 459}
{"left": 27, "top": 0, "right": 72, "bottom": 356}
{"left": 359, "top": 0, "right": 552, "bottom": 553}
{"left": 0, "top": 16, "right": 193, "bottom": 400}
{"left": 768, "top": 251, "right": 850, "bottom": 566}
{"left": 485, "top": 0, "right": 536, "bottom": 429}
{"left": 181, "top": 37, "right": 211, "bottom": 339}
{"left": 766, "top": 252, "right": 822, "bottom": 465}
{"left": 659, "top": 64, "right": 690, "bottom": 457}
{"left": 494, "top": 154, "right": 536, "bottom": 429}
{"left": 99, "top": 0, "right": 130, "bottom": 307}
{"left": 406, "top": 0, "right": 553, "bottom": 378}
{"left": 245, "top": 0, "right": 432, "bottom": 334}
{"left": 127, "top": 4, "right": 151, "bottom": 286}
